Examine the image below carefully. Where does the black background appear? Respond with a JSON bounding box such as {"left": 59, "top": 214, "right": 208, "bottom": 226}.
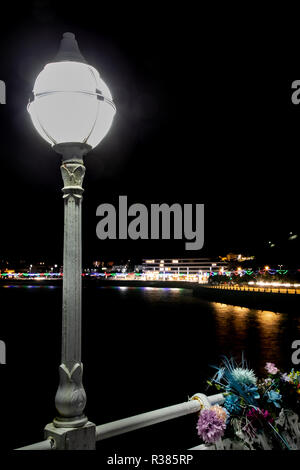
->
{"left": 0, "top": 1, "right": 300, "bottom": 462}
{"left": 0, "top": 2, "right": 299, "bottom": 264}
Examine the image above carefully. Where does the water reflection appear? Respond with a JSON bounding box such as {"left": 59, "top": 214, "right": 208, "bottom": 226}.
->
{"left": 94, "top": 287, "right": 300, "bottom": 375}
{"left": 0, "top": 284, "right": 58, "bottom": 289}
{"left": 212, "top": 303, "right": 250, "bottom": 355}
{"left": 1, "top": 284, "right": 299, "bottom": 376}
{"left": 212, "top": 302, "right": 300, "bottom": 374}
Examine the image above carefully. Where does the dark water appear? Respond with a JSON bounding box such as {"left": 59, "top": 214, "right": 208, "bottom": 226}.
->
{"left": 1, "top": 284, "right": 300, "bottom": 451}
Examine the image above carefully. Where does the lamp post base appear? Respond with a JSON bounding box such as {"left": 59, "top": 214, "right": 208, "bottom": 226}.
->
{"left": 54, "top": 362, "right": 87, "bottom": 426}
{"left": 44, "top": 421, "right": 96, "bottom": 450}
{"left": 53, "top": 414, "right": 88, "bottom": 428}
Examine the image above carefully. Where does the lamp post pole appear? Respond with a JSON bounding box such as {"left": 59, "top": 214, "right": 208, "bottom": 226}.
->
{"left": 53, "top": 143, "right": 90, "bottom": 428}
{"left": 44, "top": 143, "right": 97, "bottom": 449}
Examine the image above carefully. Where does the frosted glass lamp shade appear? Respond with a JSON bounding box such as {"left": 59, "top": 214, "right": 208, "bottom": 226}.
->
{"left": 28, "top": 60, "right": 116, "bottom": 149}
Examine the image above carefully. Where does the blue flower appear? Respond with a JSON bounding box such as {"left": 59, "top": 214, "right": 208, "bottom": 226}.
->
{"left": 242, "top": 384, "right": 260, "bottom": 401}
{"left": 267, "top": 390, "right": 282, "bottom": 408}
{"left": 224, "top": 394, "right": 242, "bottom": 414}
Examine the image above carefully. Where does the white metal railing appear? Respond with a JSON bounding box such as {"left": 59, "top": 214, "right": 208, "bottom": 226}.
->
{"left": 15, "top": 393, "right": 224, "bottom": 450}
{"left": 96, "top": 393, "right": 224, "bottom": 441}
{"left": 16, "top": 438, "right": 55, "bottom": 450}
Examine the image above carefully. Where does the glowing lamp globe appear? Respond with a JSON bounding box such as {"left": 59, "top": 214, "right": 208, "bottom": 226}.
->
{"left": 28, "top": 33, "right": 116, "bottom": 150}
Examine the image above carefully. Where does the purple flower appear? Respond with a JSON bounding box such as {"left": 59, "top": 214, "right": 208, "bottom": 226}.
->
{"left": 265, "top": 362, "right": 279, "bottom": 375}
{"left": 281, "top": 373, "right": 290, "bottom": 382}
{"left": 196, "top": 409, "right": 226, "bottom": 444}
{"left": 246, "top": 408, "right": 274, "bottom": 431}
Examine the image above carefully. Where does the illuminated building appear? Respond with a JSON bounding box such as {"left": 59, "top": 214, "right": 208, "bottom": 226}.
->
{"left": 142, "top": 258, "right": 228, "bottom": 282}
{"left": 221, "top": 253, "right": 255, "bottom": 262}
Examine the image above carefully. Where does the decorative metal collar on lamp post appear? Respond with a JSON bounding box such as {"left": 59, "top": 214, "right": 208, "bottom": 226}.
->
{"left": 27, "top": 32, "right": 116, "bottom": 449}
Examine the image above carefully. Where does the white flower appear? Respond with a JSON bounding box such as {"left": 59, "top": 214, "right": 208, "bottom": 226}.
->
{"left": 231, "top": 368, "right": 257, "bottom": 385}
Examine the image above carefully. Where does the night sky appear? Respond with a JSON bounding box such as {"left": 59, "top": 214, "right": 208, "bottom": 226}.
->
{"left": 0, "top": 3, "right": 299, "bottom": 265}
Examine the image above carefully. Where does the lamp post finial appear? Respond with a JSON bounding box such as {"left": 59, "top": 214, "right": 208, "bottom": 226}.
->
{"left": 54, "top": 32, "right": 87, "bottom": 63}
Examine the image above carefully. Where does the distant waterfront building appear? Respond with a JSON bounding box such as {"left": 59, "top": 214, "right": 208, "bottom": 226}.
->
{"left": 142, "top": 258, "right": 228, "bottom": 282}
{"left": 134, "top": 265, "right": 143, "bottom": 273}
{"left": 92, "top": 261, "right": 104, "bottom": 268}
{"left": 221, "top": 253, "right": 255, "bottom": 262}
{"left": 110, "top": 264, "right": 128, "bottom": 273}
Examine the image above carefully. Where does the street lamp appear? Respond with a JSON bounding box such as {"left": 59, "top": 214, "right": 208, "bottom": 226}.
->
{"left": 28, "top": 32, "right": 115, "bottom": 148}
{"left": 28, "top": 33, "right": 116, "bottom": 446}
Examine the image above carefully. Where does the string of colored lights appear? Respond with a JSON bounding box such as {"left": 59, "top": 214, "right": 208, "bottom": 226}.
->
{"left": 208, "top": 269, "right": 290, "bottom": 276}
{"left": 0, "top": 268, "right": 298, "bottom": 279}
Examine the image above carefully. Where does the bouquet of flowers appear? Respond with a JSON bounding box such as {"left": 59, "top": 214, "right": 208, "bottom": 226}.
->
{"left": 195, "top": 356, "right": 300, "bottom": 450}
